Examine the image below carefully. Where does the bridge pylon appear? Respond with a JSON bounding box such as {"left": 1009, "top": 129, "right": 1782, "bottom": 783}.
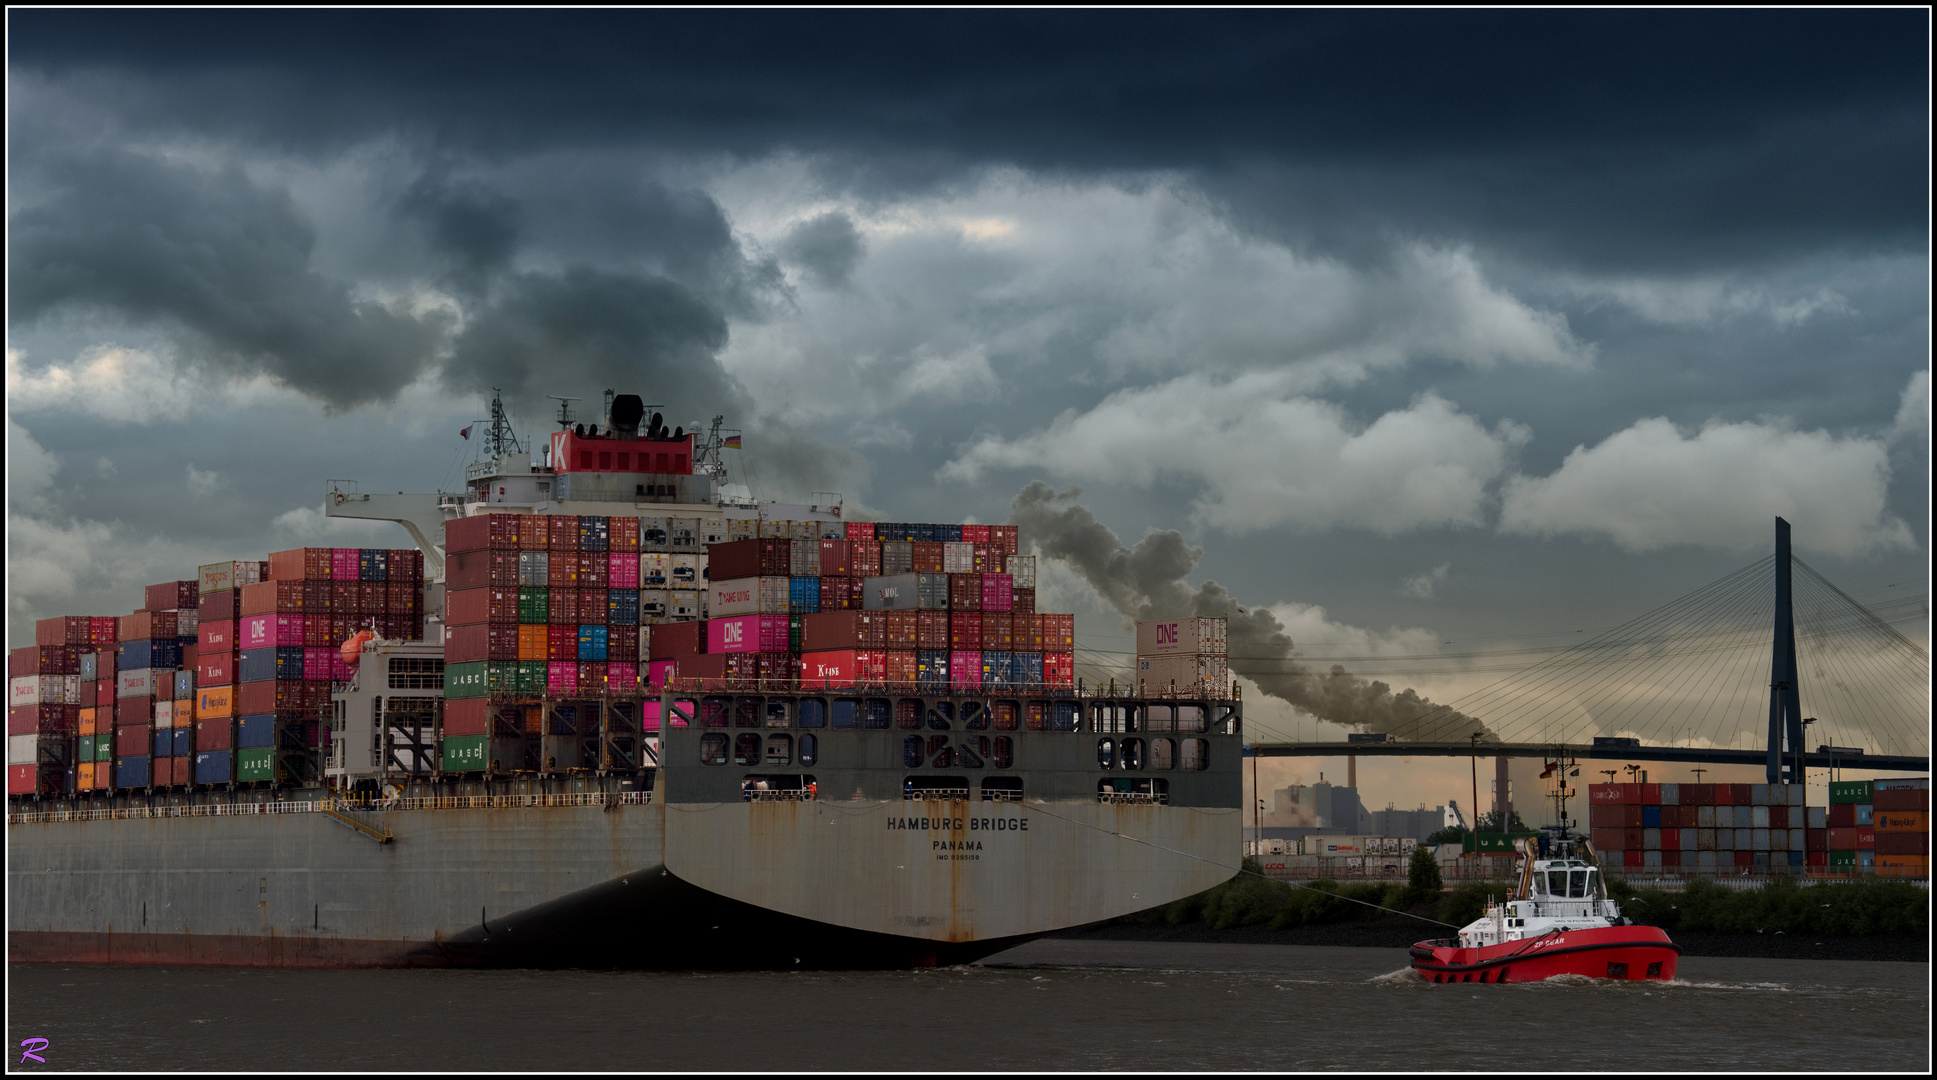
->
{"left": 1767, "top": 517, "right": 1806, "bottom": 785}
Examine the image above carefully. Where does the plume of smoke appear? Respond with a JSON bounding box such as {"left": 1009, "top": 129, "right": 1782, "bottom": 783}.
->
{"left": 1008, "top": 481, "right": 1494, "bottom": 742}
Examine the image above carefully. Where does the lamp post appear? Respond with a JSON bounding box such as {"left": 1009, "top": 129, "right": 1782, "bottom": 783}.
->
{"left": 1469, "top": 732, "right": 1483, "bottom": 853}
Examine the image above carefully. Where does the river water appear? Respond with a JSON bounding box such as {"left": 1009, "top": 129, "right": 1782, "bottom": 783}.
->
{"left": 8, "top": 942, "right": 1927, "bottom": 1071}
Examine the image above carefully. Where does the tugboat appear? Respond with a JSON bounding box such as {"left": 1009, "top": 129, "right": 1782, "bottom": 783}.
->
{"left": 1410, "top": 835, "right": 1681, "bottom": 984}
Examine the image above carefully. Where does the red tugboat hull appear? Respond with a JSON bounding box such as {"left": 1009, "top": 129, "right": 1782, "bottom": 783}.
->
{"left": 1410, "top": 925, "right": 1680, "bottom": 984}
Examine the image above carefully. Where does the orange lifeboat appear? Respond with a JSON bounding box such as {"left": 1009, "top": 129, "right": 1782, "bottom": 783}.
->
{"left": 340, "top": 629, "right": 376, "bottom": 669}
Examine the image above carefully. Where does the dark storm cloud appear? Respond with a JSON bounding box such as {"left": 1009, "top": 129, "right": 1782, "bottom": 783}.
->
{"left": 8, "top": 148, "right": 447, "bottom": 407}
{"left": 398, "top": 171, "right": 523, "bottom": 294}
{"left": 443, "top": 267, "right": 739, "bottom": 424}
{"left": 11, "top": 10, "right": 1925, "bottom": 271}
{"left": 779, "top": 212, "right": 865, "bottom": 289}
{"left": 1009, "top": 483, "right": 1493, "bottom": 741}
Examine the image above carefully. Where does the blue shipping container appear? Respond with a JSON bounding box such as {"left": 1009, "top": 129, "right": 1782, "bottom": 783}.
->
{"left": 173, "top": 728, "right": 193, "bottom": 756}
{"left": 115, "top": 756, "right": 150, "bottom": 789}
{"left": 577, "top": 625, "right": 609, "bottom": 661}
{"left": 238, "top": 646, "right": 304, "bottom": 684}
{"left": 916, "top": 649, "right": 950, "bottom": 690}
{"left": 790, "top": 577, "right": 821, "bottom": 614}
{"left": 174, "top": 669, "right": 195, "bottom": 698}
{"left": 608, "top": 589, "right": 639, "bottom": 626}
{"left": 237, "top": 714, "right": 276, "bottom": 749}
{"left": 1641, "top": 805, "right": 1662, "bottom": 829}
{"left": 941, "top": 523, "right": 963, "bottom": 542}
{"left": 983, "top": 650, "right": 1018, "bottom": 688}
{"left": 195, "top": 750, "right": 233, "bottom": 785}
{"left": 1016, "top": 651, "right": 1044, "bottom": 686}
{"left": 117, "top": 639, "right": 149, "bottom": 671}
{"left": 154, "top": 730, "right": 172, "bottom": 757}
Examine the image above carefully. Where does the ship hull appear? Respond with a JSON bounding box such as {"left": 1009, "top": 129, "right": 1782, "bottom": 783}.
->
{"left": 9, "top": 797, "right": 1235, "bottom": 969}
{"left": 1409, "top": 925, "right": 1681, "bottom": 983}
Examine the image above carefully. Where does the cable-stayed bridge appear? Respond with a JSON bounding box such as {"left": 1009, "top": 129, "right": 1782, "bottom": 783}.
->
{"left": 1246, "top": 518, "right": 1930, "bottom": 779}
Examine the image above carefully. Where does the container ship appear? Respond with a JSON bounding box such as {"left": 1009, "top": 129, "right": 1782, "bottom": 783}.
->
{"left": 8, "top": 391, "right": 1245, "bottom": 968}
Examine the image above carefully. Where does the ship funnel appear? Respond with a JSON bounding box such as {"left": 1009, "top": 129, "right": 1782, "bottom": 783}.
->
{"left": 608, "top": 394, "right": 645, "bottom": 440}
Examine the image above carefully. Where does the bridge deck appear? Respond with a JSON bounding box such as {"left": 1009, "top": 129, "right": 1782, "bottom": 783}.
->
{"left": 1246, "top": 742, "right": 1929, "bottom": 771}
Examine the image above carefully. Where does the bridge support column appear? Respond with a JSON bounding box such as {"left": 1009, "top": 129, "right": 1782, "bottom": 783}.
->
{"left": 1767, "top": 517, "right": 1805, "bottom": 785}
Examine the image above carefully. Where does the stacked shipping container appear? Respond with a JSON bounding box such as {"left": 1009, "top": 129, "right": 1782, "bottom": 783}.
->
{"left": 9, "top": 615, "right": 113, "bottom": 796}
{"left": 1134, "top": 617, "right": 1232, "bottom": 697}
{"left": 1830, "top": 778, "right": 1930, "bottom": 877}
{"left": 1589, "top": 782, "right": 1836, "bottom": 873}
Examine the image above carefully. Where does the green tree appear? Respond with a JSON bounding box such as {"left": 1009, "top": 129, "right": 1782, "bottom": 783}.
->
{"left": 1398, "top": 843, "right": 1444, "bottom": 910}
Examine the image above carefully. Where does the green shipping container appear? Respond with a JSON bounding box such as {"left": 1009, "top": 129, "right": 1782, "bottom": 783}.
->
{"left": 1829, "top": 780, "right": 1874, "bottom": 805}
{"left": 79, "top": 735, "right": 96, "bottom": 762}
{"left": 443, "top": 734, "right": 488, "bottom": 772}
{"left": 1464, "top": 832, "right": 1526, "bottom": 854}
{"left": 237, "top": 748, "right": 275, "bottom": 781}
{"left": 789, "top": 614, "right": 804, "bottom": 654}
{"left": 97, "top": 738, "right": 113, "bottom": 762}
{"left": 1828, "top": 850, "right": 1857, "bottom": 867}
{"left": 519, "top": 587, "right": 549, "bottom": 624}
{"left": 518, "top": 660, "right": 546, "bottom": 693}
{"left": 445, "top": 661, "right": 489, "bottom": 700}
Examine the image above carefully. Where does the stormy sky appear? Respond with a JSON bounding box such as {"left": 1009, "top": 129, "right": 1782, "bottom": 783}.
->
{"left": 7, "top": 12, "right": 1928, "bottom": 810}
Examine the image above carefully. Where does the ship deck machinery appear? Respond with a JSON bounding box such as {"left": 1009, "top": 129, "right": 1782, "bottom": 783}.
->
{"left": 8, "top": 690, "right": 1241, "bottom": 970}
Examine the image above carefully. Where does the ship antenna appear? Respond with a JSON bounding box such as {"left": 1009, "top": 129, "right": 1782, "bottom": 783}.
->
{"left": 487, "top": 387, "right": 524, "bottom": 457}
{"left": 547, "top": 396, "right": 581, "bottom": 431}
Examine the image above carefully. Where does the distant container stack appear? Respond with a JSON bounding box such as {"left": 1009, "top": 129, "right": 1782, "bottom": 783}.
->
{"left": 109, "top": 580, "right": 202, "bottom": 792}
{"left": 10, "top": 615, "right": 114, "bottom": 796}
{"left": 1134, "top": 617, "right": 1231, "bottom": 697}
{"left": 679, "top": 520, "right": 1078, "bottom": 694}
{"left": 1588, "top": 781, "right": 1832, "bottom": 873}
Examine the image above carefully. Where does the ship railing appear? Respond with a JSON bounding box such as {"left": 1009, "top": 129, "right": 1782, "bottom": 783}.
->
{"left": 1097, "top": 792, "right": 1170, "bottom": 805}
{"left": 743, "top": 789, "right": 817, "bottom": 802}
{"left": 6, "top": 790, "right": 653, "bottom": 824}
{"left": 903, "top": 787, "right": 972, "bottom": 802}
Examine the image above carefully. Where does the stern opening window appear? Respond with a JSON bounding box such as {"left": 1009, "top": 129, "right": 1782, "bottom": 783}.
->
{"left": 733, "top": 733, "right": 762, "bottom": 766}
{"left": 1180, "top": 738, "right": 1209, "bottom": 771}
{"left": 699, "top": 733, "right": 728, "bottom": 765}
{"left": 798, "top": 699, "right": 826, "bottom": 728}
{"left": 1097, "top": 738, "right": 1116, "bottom": 769}
{"left": 992, "top": 701, "right": 1019, "bottom": 730}
{"left": 799, "top": 733, "right": 818, "bottom": 767}
{"left": 1152, "top": 738, "right": 1175, "bottom": 770}
{"left": 981, "top": 776, "right": 1024, "bottom": 802}
{"left": 765, "top": 734, "right": 793, "bottom": 765}
{"left": 991, "top": 735, "right": 1014, "bottom": 769}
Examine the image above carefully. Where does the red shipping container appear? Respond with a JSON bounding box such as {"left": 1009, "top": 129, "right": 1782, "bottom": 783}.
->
{"left": 949, "top": 611, "right": 981, "bottom": 650}
{"left": 547, "top": 624, "right": 577, "bottom": 661}
{"left": 9, "top": 646, "right": 73, "bottom": 677}
{"left": 267, "top": 547, "right": 333, "bottom": 582}
{"left": 1040, "top": 614, "right": 1075, "bottom": 650}
{"left": 1044, "top": 652, "right": 1075, "bottom": 688}
{"left": 198, "top": 619, "right": 236, "bottom": 654}
{"left": 1768, "top": 805, "right": 1789, "bottom": 829}
{"left": 819, "top": 577, "right": 854, "bottom": 611}
{"left": 1641, "top": 784, "right": 1661, "bottom": 805}
{"left": 144, "top": 580, "right": 199, "bottom": 612}
{"left": 950, "top": 573, "right": 982, "bottom": 611}
{"left": 301, "top": 615, "right": 330, "bottom": 649}
{"left": 581, "top": 588, "right": 608, "bottom": 624}
{"left": 90, "top": 615, "right": 120, "bottom": 645}
{"left": 885, "top": 649, "right": 917, "bottom": 685}
{"left": 1730, "top": 783, "right": 1751, "bottom": 805}
{"left": 447, "top": 587, "right": 519, "bottom": 626}
{"left": 911, "top": 542, "right": 944, "bottom": 574}
{"left": 302, "top": 580, "right": 332, "bottom": 613}
{"left": 1660, "top": 851, "right": 1680, "bottom": 868}
{"left": 979, "top": 611, "right": 1013, "bottom": 652}
{"left": 35, "top": 616, "right": 91, "bottom": 646}
{"left": 1012, "top": 588, "right": 1035, "bottom": 615}
{"left": 962, "top": 524, "right": 991, "bottom": 543}
{"left": 1590, "top": 827, "right": 1625, "bottom": 851}
{"left": 1623, "top": 850, "right": 1643, "bottom": 868}
{"left": 548, "top": 552, "right": 580, "bottom": 589}
{"left": 708, "top": 539, "right": 791, "bottom": 581}
{"left": 1623, "top": 827, "right": 1644, "bottom": 850}
{"left": 1874, "top": 788, "right": 1930, "bottom": 812}
{"left": 80, "top": 679, "right": 97, "bottom": 709}
{"left": 799, "top": 649, "right": 886, "bottom": 689}
{"left": 1827, "top": 827, "right": 1859, "bottom": 851}
{"left": 1828, "top": 803, "right": 1855, "bottom": 828}
{"left": 239, "top": 580, "right": 303, "bottom": 616}
{"left": 1661, "top": 827, "right": 1680, "bottom": 850}
{"left": 881, "top": 610, "right": 919, "bottom": 650}
{"left": 447, "top": 550, "right": 516, "bottom": 590}
{"left": 1589, "top": 784, "right": 1623, "bottom": 805}
{"left": 195, "top": 717, "right": 233, "bottom": 750}
{"left": 608, "top": 625, "right": 640, "bottom": 663}
{"left": 650, "top": 621, "right": 705, "bottom": 660}
{"left": 801, "top": 610, "right": 883, "bottom": 651}
{"left": 551, "top": 588, "right": 581, "bottom": 625}
{"left": 1856, "top": 827, "right": 1875, "bottom": 850}
{"left": 352, "top": 581, "right": 377, "bottom": 614}
{"left": 1807, "top": 828, "right": 1827, "bottom": 852}
{"left": 578, "top": 662, "right": 607, "bottom": 694}
{"left": 1588, "top": 804, "right": 1624, "bottom": 828}
{"left": 849, "top": 542, "right": 882, "bottom": 578}
{"left": 117, "top": 724, "right": 151, "bottom": 756}
{"left": 611, "top": 516, "right": 639, "bottom": 552}
{"left": 445, "top": 623, "right": 516, "bottom": 663}
{"left": 549, "top": 515, "right": 581, "bottom": 553}
{"left": 819, "top": 540, "right": 851, "bottom": 576}
{"left": 119, "top": 610, "right": 178, "bottom": 642}
{"left": 916, "top": 610, "right": 950, "bottom": 651}
{"left": 444, "top": 697, "right": 491, "bottom": 737}
{"left": 990, "top": 525, "right": 1019, "bottom": 555}
{"left": 581, "top": 553, "right": 610, "bottom": 589}
{"left": 237, "top": 680, "right": 315, "bottom": 715}
{"left": 1659, "top": 805, "right": 1680, "bottom": 828}
{"left": 1875, "top": 832, "right": 1929, "bottom": 856}
{"left": 9, "top": 705, "right": 77, "bottom": 736}
{"left": 1807, "top": 850, "right": 1827, "bottom": 867}
{"left": 845, "top": 522, "right": 876, "bottom": 544}
{"left": 444, "top": 513, "right": 521, "bottom": 555}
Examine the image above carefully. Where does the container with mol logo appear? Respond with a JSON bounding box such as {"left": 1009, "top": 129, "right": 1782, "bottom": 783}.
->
{"left": 1134, "top": 617, "right": 1227, "bottom": 658}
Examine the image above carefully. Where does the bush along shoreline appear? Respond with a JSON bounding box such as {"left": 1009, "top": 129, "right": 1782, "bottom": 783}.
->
{"left": 1062, "top": 852, "right": 1929, "bottom": 962}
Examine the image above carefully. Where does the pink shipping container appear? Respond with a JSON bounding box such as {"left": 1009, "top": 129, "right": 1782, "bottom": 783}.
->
{"left": 241, "top": 613, "right": 306, "bottom": 650}
{"left": 641, "top": 700, "right": 661, "bottom": 733}
{"left": 980, "top": 573, "right": 1013, "bottom": 611}
{"left": 304, "top": 648, "right": 335, "bottom": 681}
{"left": 332, "top": 548, "right": 360, "bottom": 581}
{"left": 646, "top": 658, "right": 678, "bottom": 690}
{"left": 609, "top": 553, "right": 640, "bottom": 590}
{"left": 547, "top": 661, "right": 579, "bottom": 695}
{"left": 708, "top": 614, "right": 790, "bottom": 654}
{"left": 951, "top": 649, "right": 983, "bottom": 690}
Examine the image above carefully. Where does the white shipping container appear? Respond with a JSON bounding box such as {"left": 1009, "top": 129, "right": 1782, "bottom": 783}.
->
{"left": 1660, "top": 783, "right": 1678, "bottom": 805}
{"left": 1750, "top": 805, "right": 1770, "bottom": 829}
{"left": 788, "top": 520, "right": 817, "bottom": 541}
{"left": 1789, "top": 827, "right": 1806, "bottom": 852}
{"left": 1752, "top": 827, "right": 1771, "bottom": 851}
{"left": 1806, "top": 806, "right": 1826, "bottom": 829}
{"left": 7, "top": 734, "right": 42, "bottom": 765}
{"left": 175, "top": 610, "right": 200, "bottom": 635}
{"left": 10, "top": 675, "right": 78, "bottom": 707}
{"left": 1135, "top": 616, "right": 1228, "bottom": 658}
{"left": 726, "top": 518, "right": 758, "bottom": 542}
{"left": 942, "top": 542, "right": 975, "bottom": 573}
{"left": 641, "top": 553, "right": 671, "bottom": 587}
{"left": 816, "top": 521, "right": 845, "bottom": 540}
{"left": 788, "top": 540, "right": 820, "bottom": 578}
{"left": 708, "top": 576, "right": 791, "bottom": 617}
{"left": 1696, "top": 805, "right": 1716, "bottom": 828}
{"left": 1007, "top": 555, "right": 1037, "bottom": 589}
{"left": 640, "top": 590, "right": 671, "bottom": 623}
{"left": 198, "top": 559, "right": 264, "bottom": 595}
{"left": 1716, "top": 827, "right": 1734, "bottom": 849}
{"left": 758, "top": 518, "right": 793, "bottom": 539}
{"left": 699, "top": 520, "right": 730, "bottom": 547}
{"left": 1136, "top": 654, "right": 1231, "bottom": 696}
{"left": 669, "top": 590, "right": 701, "bottom": 620}
{"left": 117, "top": 668, "right": 157, "bottom": 699}
{"left": 155, "top": 700, "right": 175, "bottom": 729}
{"left": 670, "top": 554, "right": 700, "bottom": 587}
